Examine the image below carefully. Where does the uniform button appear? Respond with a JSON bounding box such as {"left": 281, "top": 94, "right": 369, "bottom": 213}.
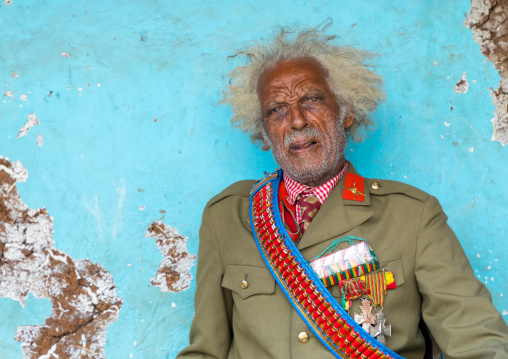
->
{"left": 371, "top": 182, "right": 380, "bottom": 190}
{"left": 298, "top": 332, "right": 309, "bottom": 344}
{"left": 240, "top": 280, "right": 249, "bottom": 289}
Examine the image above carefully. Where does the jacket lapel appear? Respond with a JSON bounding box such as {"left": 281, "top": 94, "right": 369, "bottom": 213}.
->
{"left": 297, "top": 164, "right": 374, "bottom": 251}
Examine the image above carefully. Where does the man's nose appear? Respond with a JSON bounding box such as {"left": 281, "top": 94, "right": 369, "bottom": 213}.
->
{"left": 288, "top": 104, "right": 308, "bottom": 131}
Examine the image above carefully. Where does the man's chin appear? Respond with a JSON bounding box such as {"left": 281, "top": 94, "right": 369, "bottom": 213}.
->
{"left": 282, "top": 165, "right": 326, "bottom": 185}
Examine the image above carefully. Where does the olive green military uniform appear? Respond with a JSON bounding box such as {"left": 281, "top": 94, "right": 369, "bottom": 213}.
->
{"left": 177, "top": 166, "right": 508, "bottom": 358}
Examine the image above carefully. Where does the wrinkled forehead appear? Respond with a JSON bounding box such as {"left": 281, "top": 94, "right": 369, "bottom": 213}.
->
{"left": 256, "top": 57, "right": 331, "bottom": 101}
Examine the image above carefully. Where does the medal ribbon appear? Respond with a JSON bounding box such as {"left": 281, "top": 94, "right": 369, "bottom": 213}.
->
{"left": 365, "top": 272, "right": 387, "bottom": 307}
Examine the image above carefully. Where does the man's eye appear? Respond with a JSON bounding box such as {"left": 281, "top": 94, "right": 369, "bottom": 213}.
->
{"left": 308, "top": 95, "right": 325, "bottom": 102}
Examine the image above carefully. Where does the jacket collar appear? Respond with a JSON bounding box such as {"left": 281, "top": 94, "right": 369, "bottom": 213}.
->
{"left": 296, "top": 163, "right": 374, "bottom": 250}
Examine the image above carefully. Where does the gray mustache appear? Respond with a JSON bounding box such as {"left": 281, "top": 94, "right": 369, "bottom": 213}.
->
{"left": 284, "top": 127, "right": 322, "bottom": 148}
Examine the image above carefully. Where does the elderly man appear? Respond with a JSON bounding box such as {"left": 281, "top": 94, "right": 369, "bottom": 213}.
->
{"left": 177, "top": 26, "right": 508, "bottom": 359}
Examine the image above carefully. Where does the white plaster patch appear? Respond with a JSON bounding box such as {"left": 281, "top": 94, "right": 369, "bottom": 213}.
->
{"left": 37, "top": 134, "right": 43, "bottom": 147}
{"left": 5, "top": 90, "right": 13, "bottom": 97}
{"left": 503, "top": 310, "right": 508, "bottom": 316}
{"left": 61, "top": 52, "right": 70, "bottom": 58}
{"left": 444, "top": 122, "right": 451, "bottom": 127}
{"left": 0, "top": 158, "right": 28, "bottom": 183}
{"left": 0, "top": 158, "right": 123, "bottom": 358}
{"left": 17, "top": 113, "right": 40, "bottom": 139}
{"left": 12, "top": 71, "right": 18, "bottom": 78}
{"left": 468, "top": 147, "right": 474, "bottom": 152}
{"left": 145, "top": 221, "right": 196, "bottom": 292}
{"left": 466, "top": 0, "right": 508, "bottom": 146}
{"left": 490, "top": 90, "right": 508, "bottom": 146}
{"left": 19, "top": 94, "right": 27, "bottom": 102}
{"left": 5, "top": 0, "right": 12, "bottom": 5}
{"left": 454, "top": 72, "right": 469, "bottom": 94}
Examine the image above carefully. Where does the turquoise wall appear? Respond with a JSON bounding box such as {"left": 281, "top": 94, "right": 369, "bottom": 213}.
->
{"left": 1, "top": 0, "right": 506, "bottom": 357}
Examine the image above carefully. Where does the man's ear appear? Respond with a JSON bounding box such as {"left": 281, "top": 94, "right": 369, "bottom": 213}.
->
{"left": 343, "top": 112, "right": 354, "bottom": 128}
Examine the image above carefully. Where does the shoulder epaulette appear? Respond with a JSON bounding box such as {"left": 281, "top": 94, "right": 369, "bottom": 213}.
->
{"left": 366, "top": 178, "right": 430, "bottom": 203}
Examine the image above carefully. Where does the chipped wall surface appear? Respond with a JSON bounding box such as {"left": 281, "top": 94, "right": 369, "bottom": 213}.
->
{"left": 0, "top": 158, "right": 122, "bottom": 358}
{"left": 465, "top": 0, "right": 508, "bottom": 145}
{"left": 145, "top": 221, "right": 195, "bottom": 293}
{"left": 0, "top": 0, "right": 507, "bottom": 357}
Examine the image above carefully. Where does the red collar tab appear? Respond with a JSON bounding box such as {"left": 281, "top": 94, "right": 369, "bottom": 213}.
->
{"left": 342, "top": 172, "right": 366, "bottom": 202}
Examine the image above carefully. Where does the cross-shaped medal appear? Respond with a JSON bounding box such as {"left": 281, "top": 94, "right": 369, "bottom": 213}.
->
{"left": 370, "top": 311, "right": 392, "bottom": 345}
{"left": 354, "top": 299, "right": 377, "bottom": 332}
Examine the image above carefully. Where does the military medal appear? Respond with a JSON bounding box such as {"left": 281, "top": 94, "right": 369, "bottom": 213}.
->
{"left": 354, "top": 299, "right": 377, "bottom": 332}
{"left": 370, "top": 311, "right": 392, "bottom": 345}
{"left": 363, "top": 271, "right": 393, "bottom": 344}
{"left": 339, "top": 277, "right": 370, "bottom": 300}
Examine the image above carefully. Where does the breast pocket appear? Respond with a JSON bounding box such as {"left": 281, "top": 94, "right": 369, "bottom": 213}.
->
{"left": 221, "top": 264, "right": 276, "bottom": 299}
{"left": 378, "top": 259, "right": 405, "bottom": 287}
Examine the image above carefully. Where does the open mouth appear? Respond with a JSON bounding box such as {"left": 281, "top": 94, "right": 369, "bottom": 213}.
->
{"left": 290, "top": 140, "right": 318, "bottom": 152}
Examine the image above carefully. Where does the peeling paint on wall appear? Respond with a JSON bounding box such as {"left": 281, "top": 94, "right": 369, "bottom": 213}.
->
{"left": 145, "top": 221, "right": 195, "bottom": 292}
{"left": 454, "top": 72, "right": 470, "bottom": 94}
{"left": 0, "top": 157, "right": 122, "bottom": 358}
{"left": 17, "top": 114, "right": 40, "bottom": 139}
{"left": 465, "top": 0, "right": 508, "bottom": 145}
{"left": 36, "top": 134, "right": 43, "bottom": 147}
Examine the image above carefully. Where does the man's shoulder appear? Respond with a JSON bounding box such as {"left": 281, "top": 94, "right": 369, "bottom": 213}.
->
{"left": 364, "top": 177, "right": 431, "bottom": 203}
{"left": 206, "top": 179, "right": 257, "bottom": 208}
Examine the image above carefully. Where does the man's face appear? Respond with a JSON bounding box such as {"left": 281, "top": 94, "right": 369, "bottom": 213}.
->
{"left": 257, "top": 57, "right": 353, "bottom": 186}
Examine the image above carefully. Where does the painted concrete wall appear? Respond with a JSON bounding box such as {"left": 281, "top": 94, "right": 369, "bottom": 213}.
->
{"left": 0, "top": 0, "right": 506, "bottom": 357}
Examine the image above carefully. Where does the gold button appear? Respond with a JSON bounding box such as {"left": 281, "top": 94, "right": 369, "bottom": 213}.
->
{"left": 240, "top": 280, "right": 249, "bottom": 289}
{"left": 298, "top": 332, "right": 309, "bottom": 344}
{"left": 371, "top": 182, "right": 380, "bottom": 190}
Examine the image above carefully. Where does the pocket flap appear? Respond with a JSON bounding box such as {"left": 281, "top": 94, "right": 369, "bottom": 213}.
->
{"left": 222, "top": 265, "right": 276, "bottom": 299}
{"left": 378, "top": 259, "right": 405, "bottom": 287}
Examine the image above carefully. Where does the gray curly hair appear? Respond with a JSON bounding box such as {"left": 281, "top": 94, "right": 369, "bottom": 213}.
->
{"left": 221, "top": 24, "right": 385, "bottom": 144}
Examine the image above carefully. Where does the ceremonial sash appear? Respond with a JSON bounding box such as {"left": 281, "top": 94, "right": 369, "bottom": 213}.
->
{"left": 249, "top": 170, "right": 403, "bottom": 359}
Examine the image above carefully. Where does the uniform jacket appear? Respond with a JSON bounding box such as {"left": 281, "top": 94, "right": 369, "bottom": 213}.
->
{"left": 177, "top": 166, "right": 508, "bottom": 359}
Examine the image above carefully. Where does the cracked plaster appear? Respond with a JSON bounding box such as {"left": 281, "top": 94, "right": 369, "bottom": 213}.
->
{"left": 465, "top": 0, "right": 508, "bottom": 145}
{"left": 0, "top": 157, "right": 122, "bottom": 358}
